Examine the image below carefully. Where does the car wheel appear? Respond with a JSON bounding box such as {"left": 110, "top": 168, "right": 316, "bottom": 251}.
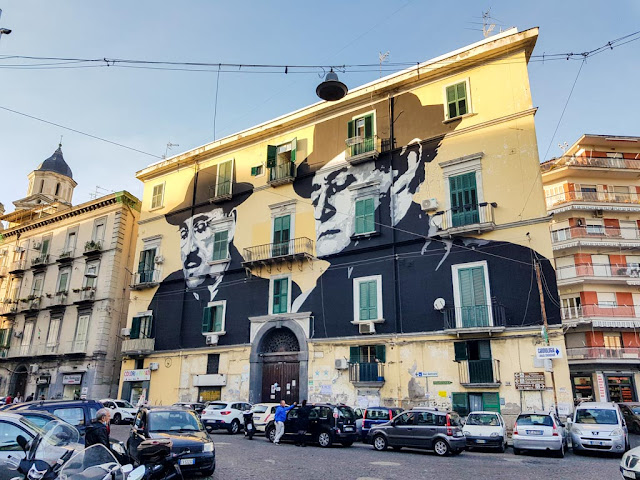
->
{"left": 229, "top": 419, "right": 240, "bottom": 435}
{"left": 433, "top": 439, "right": 450, "bottom": 457}
{"left": 498, "top": 443, "right": 506, "bottom": 453}
{"left": 373, "top": 434, "right": 388, "bottom": 451}
{"left": 556, "top": 443, "right": 565, "bottom": 458}
{"left": 318, "top": 431, "right": 333, "bottom": 448}
{"left": 266, "top": 426, "right": 276, "bottom": 443}
{"left": 112, "top": 413, "right": 121, "bottom": 425}
{"left": 513, "top": 447, "right": 521, "bottom": 455}
{"left": 341, "top": 441, "right": 354, "bottom": 447}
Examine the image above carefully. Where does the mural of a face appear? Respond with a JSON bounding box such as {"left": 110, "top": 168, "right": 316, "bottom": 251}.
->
{"left": 179, "top": 209, "right": 236, "bottom": 289}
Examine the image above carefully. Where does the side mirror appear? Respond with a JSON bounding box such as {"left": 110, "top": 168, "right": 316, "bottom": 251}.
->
{"left": 16, "top": 435, "right": 28, "bottom": 452}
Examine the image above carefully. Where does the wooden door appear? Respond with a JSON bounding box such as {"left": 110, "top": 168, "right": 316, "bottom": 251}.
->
{"left": 262, "top": 360, "right": 299, "bottom": 404}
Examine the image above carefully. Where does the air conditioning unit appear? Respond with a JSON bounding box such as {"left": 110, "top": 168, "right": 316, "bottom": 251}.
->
{"left": 205, "top": 334, "right": 219, "bottom": 345}
{"left": 154, "top": 256, "right": 164, "bottom": 264}
{"left": 29, "top": 364, "right": 39, "bottom": 374}
{"left": 359, "top": 322, "right": 376, "bottom": 334}
{"left": 594, "top": 209, "right": 604, "bottom": 218}
{"left": 149, "top": 362, "right": 159, "bottom": 371}
{"left": 121, "top": 327, "right": 131, "bottom": 337}
{"left": 421, "top": 198, "right": 438, "bottom": 211}
{"left": 335, "top": 358, "right": 349, "bottom": 370}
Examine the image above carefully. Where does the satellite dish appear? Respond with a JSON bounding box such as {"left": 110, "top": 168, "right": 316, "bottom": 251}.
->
{"left": 433, "top": 298, "right": 446, "bottom": 311}
{"left": 316, "top": 69, "right": 348, "bottom": 102}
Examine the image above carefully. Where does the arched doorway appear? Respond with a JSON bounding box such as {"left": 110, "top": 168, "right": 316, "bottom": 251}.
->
{"left": 249, "top": 321, "right": 308, "bottom": 404}
{"left": 9, "top": 365, "right": 28, "bottom": 398}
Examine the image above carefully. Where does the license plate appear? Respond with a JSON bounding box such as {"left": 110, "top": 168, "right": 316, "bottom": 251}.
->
{"left": 526, "top": 430, "right": 543, "bottom": 435}
{"left": 588, "top": 440, "right": 604, "bottom": 446}
{"left": 476, "top": 439, "right": 486, "bottom": 444}
{"left": 623, "top": 470, "right": 635, "bottom": 479}
{"left": 179, "top": 458, "right": 195, "bottom": 466}
{"left": 344, "top": 426, "right": 354, "bottom": 431}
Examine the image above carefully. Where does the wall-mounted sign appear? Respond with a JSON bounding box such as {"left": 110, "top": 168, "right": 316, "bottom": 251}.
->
{"left": 414, "top": 372, "right": 438, "bottom": 378}
{"left": 536, "top": 346, "right": 562, "bottom": 359}
{"left": 596, "top": 372, "right": 607, "bottom": 401}
{"left": 514, "top": 372, "right": 546, "bottom": 391}
{"left": 62, "top": 374, "right": 82, "bottom": 385}
{"left": 432, "top": 380, "right": 452, "bottom": 385}
{"left": 123, "top": 369, "right": 151, "bottom": 382}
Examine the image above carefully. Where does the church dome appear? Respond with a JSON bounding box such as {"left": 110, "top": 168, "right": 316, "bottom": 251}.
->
{"left": 36, "top": 144, "right": 73, "bottom": 179}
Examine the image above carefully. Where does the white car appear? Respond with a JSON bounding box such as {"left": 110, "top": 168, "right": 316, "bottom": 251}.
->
{"left": 100, "top": 398, "right": 138, "bottom": 425}
{"left": 251, "top": 403, "right": 279, "bottom": 433}
{"left": 463, "top": 411, "right": 508, "bottom": 452}
{"left": 621, "top": 445, "right": 640, "bottom": 479}
{"left": 200, "top": 401, "right": 252, "bottom": 434}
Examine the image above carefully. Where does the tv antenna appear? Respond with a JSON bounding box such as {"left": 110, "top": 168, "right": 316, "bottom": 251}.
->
{"left": 482, "top": 9, "right": 496, "bottom": 38}
{"left": 379, "top": 51, "right": 390, "bottom": 78}
{"left": 163, "top": 142, "right": 179, "bottom": 159}
{"left": 558, "top": 142, "right": 569, "bottom": 155}
{"left": 88, "top": 185, "right": 115, "bottom": 200}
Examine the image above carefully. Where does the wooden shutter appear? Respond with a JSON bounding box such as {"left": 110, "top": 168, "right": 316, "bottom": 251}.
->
{"left": 130, "top": 316, "right": 141, "bottom": 339}
{"left": 375, "top": 345, "right": 386, "bottom": 363}
{"left": 266, "top": 145, "right": 277, "bottom": 168}
{"left": 202, "top": 307, "right": 213, "bottom": 333}
{"left": 251, "top": 166, "right": 257, "bottom": 176}
{"left": 359, "top": 281, "right": 377, "bottom": 320}
{"left": 456, "top": 82, "right": 467, "bottom": 115}
{"left": 446, "top": 85, "right": 457, "bottom": 118}
{"left": 454, "top": 341, "right": 468, "bottom": 361}
{"left": 451, "top": 392, "right": 469, "bottom": 416}
{"left": 213, "top": 305, "right": 224, "bottom": 332}
{"left": 478, "top": 340, "right": 492, "bottom": 360}
{"left": 347, "top": 120, "right": 355, "bottom": 139}
{"left": 458, "top": 266, "right": 486, "bottom": 307}
{"left": 290, "top": 138, "right": 297, "bottom": 163}
{"left": 350, "top": 346, "right": 360, "bottom": 363}
{"left": 364, "top": 114, "right": 373, "bottom": 139}
{"left": 482, "top": 392, "right": 500, "bottom": 412}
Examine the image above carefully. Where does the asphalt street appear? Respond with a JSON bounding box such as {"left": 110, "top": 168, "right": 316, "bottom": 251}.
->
{"left": 111, "top": 425, "right": 633, "bottom": 480}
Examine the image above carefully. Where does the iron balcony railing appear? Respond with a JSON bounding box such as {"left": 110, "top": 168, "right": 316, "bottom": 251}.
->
{"left": 556, "top": 263, "right": 640, "bottom": 281}
{"left": 243, "top": 237, "right": 314, "bottom": 263}
{"left": 561, "top": 304, "right": 640, "bottom": 321}
{"left": 57, "top": 249, "right": 75, "bottom": 262}
{"left": 14, "top": 340, "right": 88, "bottom": 357}
{"left": 78, "top": 287, "right": 96, "bottom": 301}
{"left": 566, "top": 347, "right": 640, "bottom": 361}
{"left": 267, "top": 162, "right": 296, "bottom": 185}
{"left": 349, "top": 362, "right": 385, "bottom": 383}
{"left": 436, "top": 203, "right": 496, "bottom": 232}
{"left": 84, "top": 241, "right": 102, "bottom": 254}
{"left": 443, "top": 303, "right": 507, "bottom": 330}
{"left": 540, "top": 155, "right": 640, "bottom": 173}
{"left": 545, "top": 191, "right": 640, "bottom": 208}
{"left": 121, "top": 337, "right": 156, "bottom": 354}
{"left": 31, "top": 254, "right": 49, "bottom": 267}
{"left": 132, "top": 269, "right": 161, "bottom": 287}
{"left": 458, "top": 359, "right": 501, "bottom": 385}
{"left": 551, "top": 226, "right": 640, "bottom": 243}
{"left": 49, "top": 292, "right": 69, "bottom": 306}
{"left": 345, "top": 135, "right": 382, "bottom": 163}
{"left": 9, "top": 259, "right": 26, "bottom": 273}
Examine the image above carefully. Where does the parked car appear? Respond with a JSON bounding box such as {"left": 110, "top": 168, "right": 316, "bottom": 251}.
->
{"left": 463, "top": 411, "right": 508, "bottom": 452}
{"left": 251, "top": 403, "right": 279, "bottom": 433}
{"left": 172, "top": 402, "right": 206, "bottom": 415}
{"left": 570, "top": 402, "right": 629, "bottom": 456}
{"left": 126, "top": 406, "right": 215, "bottom": 476}
{"left": 265, "top": 404, "right": 358, "bottom": 447}
{"left": 0, "top": 412, "right": 43, "bottom": 480}
{"left": 200, "top": 401, "right": 251, "bottom": 434}
{"left": 367, "top": 407, "right": 465, "bottom": 456}
{"left": 13, "top": 399, "right": 103, "bottom": 437}
{"left": 9, "top": 409, "right": 61, "bottom": 429}
{"left": 619, "top": 403, "right": 640, "bottom": 434}
{"left": 621, "top": 445, "right": 640, "bottom": 479}
{"left": 512, "top": 411, "right": 567, "bottom": 457}
{"left": 100, "top": 398, "right": 138, "bottom": 424}
{"left": 360, "top": 407, "right": 403, "bottom": 440}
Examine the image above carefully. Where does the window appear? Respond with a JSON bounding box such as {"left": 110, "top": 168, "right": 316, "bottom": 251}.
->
{"left": 349, "top": 345, "right": 385, "bottom": 381}
{"left": 451, "top": 392, "right": 500, "bottom": 417}
{"left": 52, "top": 408, "right": 85, "bottom": 426}
{"left": 586, "top": 221, "right": 604, "bottom": 235}
{"left": 137, "top": 248, "right": 156, "bottom": 283}
{"left": 347, "top": 113, "right": 375, "bottom": 157}
{"left": 353, "top": 275, "right": 382, "bottom": 322}
{"left": 0, "top": 422, "right": 32, "bottom": 450}
{"left": 46, "top": 318, "right": 61, "bottom": 352}
{"left": 64, "top": 231, "right": 77, "bottom": 254}
{"left": 597, "top": 292, "right": 617, "bottom": 308}
{"left": 55, "top": 183, "right": 60, "bottom": 196}
{"left": 206, "top": 354, "right": 220, "bottom": 375}
{"left": 73, "top": 314, "right": 90, "bottom": 351}
{"left": 354, "top": 197, "right": 375, "bottom": 235}
{"left": 454, "top": 339, "right": 494, "bottom": 384}
{"left": 31, "top": 274, "right": 44, "bottom": 297}
{"left": 449, "top": 172, "right": 479, "bottom": 227}
{"left": 215, "top": 159, "right": 233, "bottom": 197}
{"left": 92, "top": 218, "right": 106, "bottom": 243}
{"left": 20, "top": 322, "right": 34, "bottom": 355}
{"left": 57, "top": 269, "right": 70, "bottom": 293}
{"left": 41, "top": 236, "right": 51, "bottom": 256}
{"left": 271, "top": 276, "right": 290, "bottom": 315}
{"left": 39, "top": 179, "right": 44, "bottom": 194}
{"left": 452, "top": 261, "right": 492, "bottom": 328}
{"left": 84, "top": 262, "right": 99, "bottom": 289}
{"left": 202, "top": 301, "right": 226, "bottom": 334}
{"left": 266, "top": 139, "right": 297, "bottom": 181}
{"left": 130, "top": 314, "right": 153, "bottom": 339}
{"left": 350, "top": 345, "right": 386, "bottom": 364}
{"left": 211, "top": 231, "right": 229, "bottom": 261}
{"left": 394, "top": 412, "right": 415, "bottom": 426}
{"left": 0, "top": 328, "right": 10, "bottom": 348}
{"left": 272, "top": 215, "right": 291, "bottom": 256}
{"left": 250, "top": 165, "right": 264, "bottom": 177}
{"left": 604, "top": 333, "right": 622, "bottom": 354}
{"left": 446, "top": 81, "right": 469, "bottom": 119}
{"left": 151, "top": 183, "right": 165, "bottom": 209}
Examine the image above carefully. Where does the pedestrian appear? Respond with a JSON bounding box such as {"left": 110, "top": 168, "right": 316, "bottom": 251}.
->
{"left": 25, "top": 393, "right": 34, "bottom": 402}
{"left": 13, "top": 394, "right": 22, "bottom": 403}
{"left": 5, "top": 394, "right": 12, "bottom": 405}
{"left": 273, "top": 400, "right": 296, "bottom": 445}
{"left": 85, "top": 408, "right": 111, "bottom": 448}
{"left": 39, "top": 395, "right": 45, "bottom": 400}
{"left": 295, "top": 400, "right": 313, "bottom": 447}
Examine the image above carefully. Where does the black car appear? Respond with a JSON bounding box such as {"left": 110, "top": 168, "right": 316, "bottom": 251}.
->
{"left": 127, "top": 406, "right": 215, "bottom": 476}
{"left": 10, "top": 410, "right": 61, "bottom": 429}
{"left": 265, "top": 404, "right": 358, "bottom": 447}
{"left": 12, "top": 399, "right": 103, "bottom": 437}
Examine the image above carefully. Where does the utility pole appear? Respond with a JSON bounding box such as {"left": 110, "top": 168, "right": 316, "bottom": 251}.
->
{"left": 534, "top": 259, "right": 559, "bottom": 416}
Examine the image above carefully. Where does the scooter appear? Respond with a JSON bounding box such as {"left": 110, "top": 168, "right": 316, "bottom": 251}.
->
{"left": 133, "top": 438, "right": 191, "bottom": 480}
{"left": 243, "top": 409, "right": 255, "bottom": 440}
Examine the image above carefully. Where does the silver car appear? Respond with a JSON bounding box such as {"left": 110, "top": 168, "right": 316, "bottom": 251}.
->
{"left": 512, "top": 411, "right": 567, "bottom": 457}
{"left": 0, "top": 413, "right": 41, "bottom": 480}
{"left": 570, "top": 402, "right": 628, "bottom": 456}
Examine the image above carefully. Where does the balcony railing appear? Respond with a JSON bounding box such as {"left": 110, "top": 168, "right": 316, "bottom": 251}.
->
{"left": 541, "top": 155, "right": 640, "bottom": 173}
{"left": 0, "top": 302, "right": 18, "bottom": 315}
{"left": 243, "top": 237, "right": 314, "bottom": 265}
{"left": 443, "top": 303, "right": 507, "bottom": 331}
{"left": 436, "top": 203, "right": 496, "bottom": 235}
{"left": 458, "top": 359, "right": 501, "bottom": 386}
{"left": 566, "top": 347, "right": 640, "bottom": 361}
{"left": 556, "top": 264, "right": 640, "bottom": 282}
{"left": 208, "top": 182, "right": 232, "bottom": 202}
{"left": 561, "top": 304, "right": 640, "bottom": 321}
{"left": 267, "top": 162, "right": 296, "bottom": 186}
{"left": 345, "top": 135, "right": 383, "bottom": 164}
{"left": 76, "top": 287, "right": 96, "bottom": 302}
{"left": 131, "top": 270, "right": 161, "bottom": 289}
{"left": 8, "top": 259, "right": 26, "bottom": 273}
{"left": 551, "top": 226, "right": 640, "bottom": 244}
{"left": 56, "top": 249, "right": 75, "bottom": 263}
{"left": 545, "top": 191, "right": 640, "bottom": 208}
{"left": 48, "top": 292, "right": 69, "bottom": 307}
{"left": 349, "top": 362, "right": 385, "bottom": 384}
{"left": 84, "top": 241, "right": 102, "bottom": 255}
{"left": 12, "top": 340, "right": 87, "bottom": 357}
{"left": 31, "top": 254, "right": 49, "bottom": 267}
{"left": 121, "top": 337, "right": 155, "bottom": 354}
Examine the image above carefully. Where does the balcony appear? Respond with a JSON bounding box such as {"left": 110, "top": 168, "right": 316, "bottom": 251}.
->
{"left": 443, "top": 303, "right": 507, "bottom": 335}
{"left": 349, "top": 362, "right": 385, "bottom": 387}
{"left": 121, "top": 337, "right": 155, "bottom": 355}
{"left": 434, "top": 203, "right": 496, "bottom": 236}
{"left": 267, "top": 162, "right": 296, "bottom": 187}
{"left": 551, "top": 226, "right": 640, "bottom": 251}
{"left": 208, "top": 182, "right": 232, "bottom": 203}
{"left": 31, "top": 254, "right": 49, "bottom": 268}
{"left": 8, "top": 259, "right": 26, "bottom": 275}
{"left": 74, "top": 287, "right": 96, "bottom": 304}
{"left": 556, "top": 263, "right": 640, "bottom": 286}
{"left": 84, "top": 241, "right": 102, "bottom": 256}
{"left": 242, "top": 237, "right": 314, "bottom": 270}
{"left": 566, "top": 347, "right": 640, "bottom": 363}
{"left": 545, "top": 191, "right": 640, "bottom": 212}
{"left": 0, "top": 302, "right": 18, "bottom": 316}
{"left": 131, "top": 270, "right": 161, "bottom": 290}
{"left": 46, "top": 292, "right": 69, "bottom": 308}
{"left": 10, "top": 340, "right": 87, "bottom": 358}
{"left": 541, "top": 155, "right": 640, "bottom": 180}
{"left": 345, "top": 135, "right": 384, "bottom": 165}
{"left": 458, "top": 359, "right": 501, "bottom": 387}
{"left": 56, "top": 249, "right": 75, "bottom": 263}
{"left": 561, "top": 304, "right": 640, "bottom": 328}
{"left": 22, "top": 297, "right": 42, "bottom": 312}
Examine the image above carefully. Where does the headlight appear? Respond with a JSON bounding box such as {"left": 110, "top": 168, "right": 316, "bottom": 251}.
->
{"left": 572, "top": 427, "right": 582, "bottom": 435}
{"left": 611, "top": 428, "right": 622, "bottom": 436}
{"left": 490, "top": 432, "right": 499, "bottom": 437}
{"left": 463, "top": 431, "right": 470, "bottom": 436}
{"left": 203, "top": 442, "right": 214, "bottom": 452}
{"left": 129, "top": 466, "right": 146, "bottom": 480}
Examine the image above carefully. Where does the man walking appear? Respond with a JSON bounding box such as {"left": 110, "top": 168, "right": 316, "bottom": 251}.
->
{"left": 85, "top": 408, "right": 111, "bottom": 448}
{"left": 295, "top": 400, "right": 312, "bottom": 447}
{"left": 273, "top": 400, "right": 296, "bottom": 445}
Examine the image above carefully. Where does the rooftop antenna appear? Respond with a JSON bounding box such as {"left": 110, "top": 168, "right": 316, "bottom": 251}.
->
{"left": 378, "top": 51, "right": 390, "bottom": 78}
{"left": 558, "top": 142, "right": 569, "bottom": 156}
{"left": 88, "top": 185, "right": 115, "bottom": 200}
{"left": 163, "top": 142, "right": 179, "bottom": 159}
{"left": 482, "top": 8, "right": 496, "bottom": 38}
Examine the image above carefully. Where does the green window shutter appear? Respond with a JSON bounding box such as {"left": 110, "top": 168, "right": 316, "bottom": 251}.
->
{"left": 251, "top": 166, "right": 257, "bottom": 176}
{"left": 202, "top": 307, "right": 213, "bottom": 333}
{"left": 130, "top": 317, "right": 141, "bottom": 339}
{"left": 137, "top": 250, "right": 146, "bottom": 274}
{"left": 290, "top": 138, "right": 297, "bottom": 163}
{"left": 478, "top": 340, "right": 492, "bottom": 360}
{"left": 350, "top": 346, "right": 360, "bottom": 363}
{"left": 451, "top": 393, "right": 469, "bottom": 416}
{"left": 375, "top": 345, "right": 386, "bottom": 363}
{"left": 368, "top": 281, "right": 377, "bottom": 319}
{"left": 359, "top": 281, "right": 370, "bottom": 320}
{"left": 347, "top": 119, "right": 355, "bottom": 139}
{"left": 359, "top": 280, "right": 378, "bottom": 320}
{"left": 364, "top": 114, "right": 373, "bottom": 139}
{"left": 449, "top": 172, "right": 478, "bottom": 227}
{"left": 213, "top": 306, "right": 224, "bottom": 332}
{"left": 273, "top": 278, "right": 289, "bottom": 314}
{"left": 482, "top": 392, "right": 500, "bottom": 412}
{"left": 456, "top": 82, "right": 467, "bottom": 116}
{"left": 266, "top": 145, "right": 277, "bottom": 168}
{"left": 364, "top": 198, "right": 375, "bottom": 233}
{"left": 454, "top": 341, "right": 468, "bottom": 361}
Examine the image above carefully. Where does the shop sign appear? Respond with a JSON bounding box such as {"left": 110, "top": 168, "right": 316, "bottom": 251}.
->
{"left": 62, "top": 374, "right": 82, "bottom": 385}
{"left": 514, "top": 372, "right": 546, "bottom": 390}
{"left": 123, "top": 369, "right": 151, "bottom": 382}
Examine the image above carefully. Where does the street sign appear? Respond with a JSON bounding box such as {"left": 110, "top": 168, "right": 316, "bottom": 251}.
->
{"left": 432, "top": 380, "right": 452, "bottom": 385}
{"left": 414, "top": 371, "right": 438, "bottom": 378}
{"left": 514, "top": 372, "right": 546, "bottom": 391}
{"left": 536, "top": 346, "right": 562, "bottom": 359}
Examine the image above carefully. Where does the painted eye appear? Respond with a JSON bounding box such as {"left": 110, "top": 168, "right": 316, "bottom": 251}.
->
{"left": 180, "top": 228, "right": 188, "bottom": 240}
{"left": 195, "top": 221, "right": 207, "bottom": 234}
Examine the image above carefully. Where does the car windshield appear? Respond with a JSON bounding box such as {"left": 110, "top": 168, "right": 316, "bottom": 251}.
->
{"left": 517, "top": 414, "right": 553, "bottom": 427}
{"left": 252, "top": 405, "right": 268, "bottom": 414}
{"left": 148, "top": 411, "right": 203, "bottom": 432}
{"left": 116, "top": 401, "right": 134, "bottom": 409}
{"left": 337, "top": 407, "right": 355, "bottom": 421}
{"left": 466, "top": 414, "right": 500, "bottom": 426}
{"left": 206, "top": 403, "right": 227, "bottom": 410}
{"left": 575, "top": 408, "right": 618, "bottom": 425}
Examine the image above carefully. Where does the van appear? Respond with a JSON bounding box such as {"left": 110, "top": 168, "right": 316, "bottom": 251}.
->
{"left": 570, "top": 402, "right": 629, "bottom": 456}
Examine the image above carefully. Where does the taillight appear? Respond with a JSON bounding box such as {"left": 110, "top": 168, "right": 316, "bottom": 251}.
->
{"left": 552, "top": 425, "right": 559, "bottom": 437}
{"left": 446, "top": 414, "right": 453, "bottom": 436}
{"left": 202, "top": 410, "right": 208, "bottom": 415}
{"left": 220, "top": 410, "right": 231, "bottom": 415}
{"left": 363, "top": 409, "right": 367, "bottom": 421}
{"left": 513, "top": 422, "right": 518, "bottom": 435}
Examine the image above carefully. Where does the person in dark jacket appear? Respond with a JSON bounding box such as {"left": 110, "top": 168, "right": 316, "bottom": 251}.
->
{"left": 295, "top": 400, "right": 313, "bottom": 447}
{"left": 85, "top": 408, "right": 110, "bottom": 448}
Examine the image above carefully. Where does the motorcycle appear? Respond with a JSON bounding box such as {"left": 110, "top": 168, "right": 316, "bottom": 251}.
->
{"left": 56, "top": 444, "right": 137, "bottom": 480}
{"left": 132, "top": 438, "right": 191, "bottom": 480}
{"left": 243, "top": 409, "right": 255, "bottom": 440}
